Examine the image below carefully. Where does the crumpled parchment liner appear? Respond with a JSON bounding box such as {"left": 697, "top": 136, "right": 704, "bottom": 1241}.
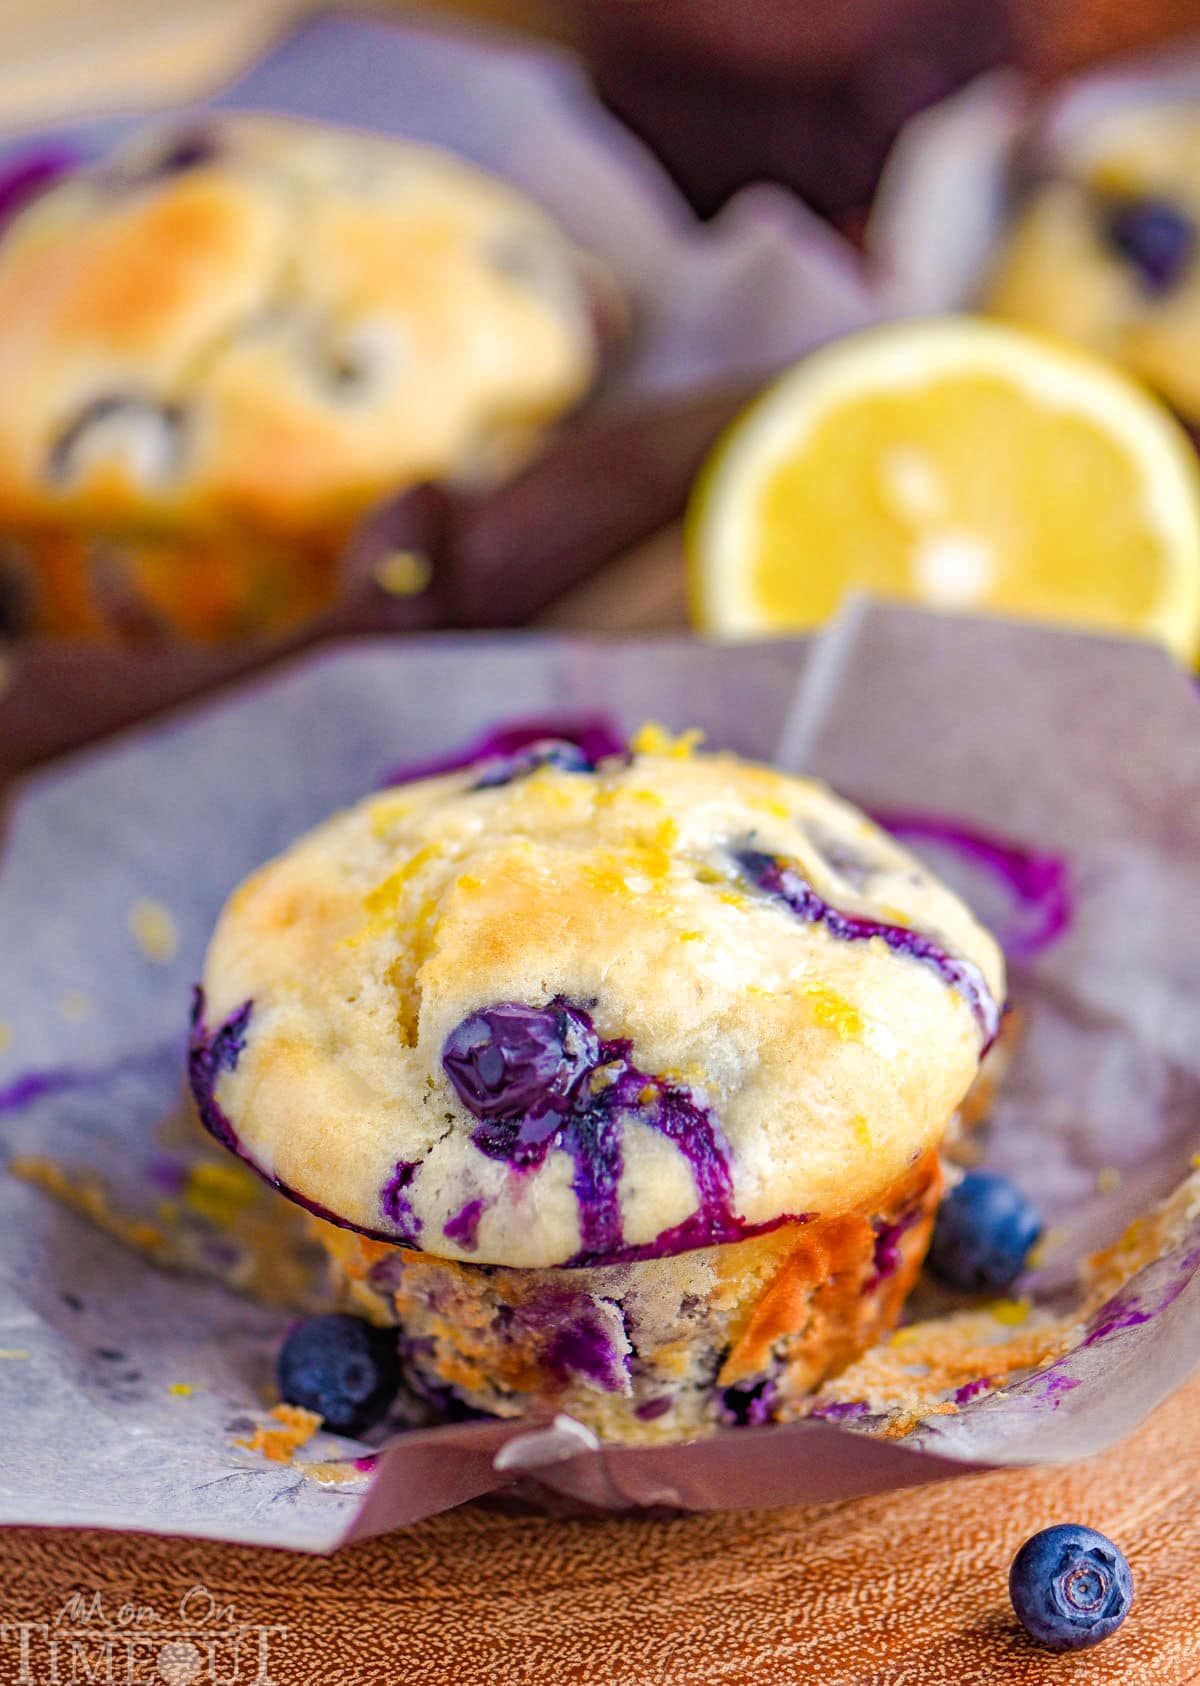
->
{"left": 1, "top": 605, "right": 1198, "bottom": 1549}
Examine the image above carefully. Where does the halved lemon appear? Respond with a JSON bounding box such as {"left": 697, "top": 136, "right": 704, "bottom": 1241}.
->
{"left": 687, "top": 317, "right": 1200, "bottom": 662}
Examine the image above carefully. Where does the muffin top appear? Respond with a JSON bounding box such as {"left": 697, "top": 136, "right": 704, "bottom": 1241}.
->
{"left": 986, "top": 103, "right": 1200, "bottom": 422}
{"left": 0, "top": 117, "right": 603, "bottom": 539}
{"left": 191, "top": 729, "right": 1004, "bottom": 1269}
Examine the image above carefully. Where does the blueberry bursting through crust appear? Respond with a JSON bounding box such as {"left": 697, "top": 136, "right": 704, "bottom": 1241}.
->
{"left": 441, "top": 999, "right": 804, "bottom": 1264}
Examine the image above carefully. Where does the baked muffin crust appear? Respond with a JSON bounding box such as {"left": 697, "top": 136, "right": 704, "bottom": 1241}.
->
{"left": 192, "top": 732, "right": 1003, "bottom": 1270}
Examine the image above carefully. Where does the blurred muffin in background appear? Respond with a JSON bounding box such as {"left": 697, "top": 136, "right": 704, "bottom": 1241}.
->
{"left": 985, "top": 103, "right": 1200, "bottom": 428}
{"left": 0, "top": 117, "right": 613, "bottom": 641}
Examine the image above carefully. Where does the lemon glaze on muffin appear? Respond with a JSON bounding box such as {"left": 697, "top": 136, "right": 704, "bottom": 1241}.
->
{"left": 0, "top": 117, "right": 607, "bottom": 637}
{"left": 190, "top": 728, "right": 1004, "bottom": 1438}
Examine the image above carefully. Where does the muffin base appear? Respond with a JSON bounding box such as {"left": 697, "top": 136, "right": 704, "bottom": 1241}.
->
{"left": 3, "top": 529, "right": 340, "bottom": 641}
{"left": 311, "top": 1149, "right": 943, "bottom": 1443}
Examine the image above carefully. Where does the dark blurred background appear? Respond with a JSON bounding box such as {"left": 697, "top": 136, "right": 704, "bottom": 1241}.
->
{"left": 439, "top": 0, "right": 1200, "bottom": 227}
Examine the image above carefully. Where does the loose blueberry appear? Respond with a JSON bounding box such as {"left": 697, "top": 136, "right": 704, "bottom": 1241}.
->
{"left": 472, "top": 738, "right": 593, "bottom": 790}
{"left": 1009, "top": 1524, "right": 1133, "bottom": 1651}
{"left": 443, "top": 1000, "right": 599, "bottom": 1121}
{"left": 927, "top": 1169, "right": 1042, "bottom": 1293}
{"left": 276, "top": 1313, "right": 401, "bottom": 1437}
{"left": 1103, "top": 196, "right": 1195, "bottom": 293}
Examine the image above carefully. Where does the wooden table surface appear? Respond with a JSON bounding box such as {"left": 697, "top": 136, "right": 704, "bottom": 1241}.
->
{"left": 0, "top": 5, "right": 1197, "bottom": 1682}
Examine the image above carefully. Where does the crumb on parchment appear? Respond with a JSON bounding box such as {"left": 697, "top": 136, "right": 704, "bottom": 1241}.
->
{"left": 237, "top": 1404, "right": 323, "bottom": 1464}
{"left": 798, "top": 1166, "right": 1200, "bottom": 1436}
{"left": 10, "top": 1157, "right": 165, "bottom": 1254}
{"left": 129, "top": 898, "right": 179, "bottom": 963}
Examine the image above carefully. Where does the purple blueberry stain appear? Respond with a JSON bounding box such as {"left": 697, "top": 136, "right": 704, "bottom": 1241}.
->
{"left": 951, "top": 1376, "right": 994, "bottom": 1406}
{"left": 1077, "top": 1248, "right": 1200, "bottom": 1350}
{"left": 545, "top": 1313, "right": 627, "bottom": 1393}
{"left": 143, "top": 130, "right": 220, "bottom": 177}
{"left": 1028, "top": 1373, "right": 1084, "bottom": 1408}
{"left": 442, "top": 997, "right": 782, "bottom": 1263}
{"left": 145, "top": 1155, "right": 188, "bottom": 1196}
{"left": 0, "top": 1064, "right": 102, "bottom": 1114}
{"left": 720, "top": 1377, "right": 776, "bottom": 1427}
{"left": 0, "top": 147, "right": 77, "bottom": 233}
{"left": 381, "top": 714, "right": 625, "bottom": 788}
{"left": 634, "top": 1396, "right": 673, "bottom": 1422}
{"left": 584, "top": 1204, "right": 808, "bottom": 1267}
{"left": 867, "top": 1204, "right": 924, "bottom": 1290}
{"left": 471, "top": 738, "right": 594, "bottom": 790}
{"left": 809, "top": 1399, "right": 870, "bottom": 1422}
{"left": 870, "top": 809, "right": 1072, "bottom": 960}
{"left": 187, "top": 988, "right": 252, "bottom": 1154}
{"left": 442, "top": 1196, "right": 485, "bottom": 1252}
{"left": 381, "top": 1161, "right": 421, "bottom": 1244}
{"left": 733, "top": 846, "right": 999, "bottom": 1048}
{"left": 188, "top": 988, "right": 412, "bottom": 1245}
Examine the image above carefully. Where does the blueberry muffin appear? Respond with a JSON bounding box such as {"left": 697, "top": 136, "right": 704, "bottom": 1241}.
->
{"left": 0, "top": 117, "right": 608, "bottom": 639}
{"left": 189, "top": 727, "right": 1004, "bottom": 1441}
{"left": 985, "top": 103, "right": 1200, "bottom": 427}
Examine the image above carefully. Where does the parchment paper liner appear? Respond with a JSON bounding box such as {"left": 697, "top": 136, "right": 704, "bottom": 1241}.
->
{"left": 1, "top": 601, "right": 1198, "bottom": 1549}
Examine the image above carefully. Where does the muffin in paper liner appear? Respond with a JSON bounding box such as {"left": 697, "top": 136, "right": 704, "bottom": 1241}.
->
{"left": 310, "top": 1150, "right": 941, "bottom": 1442}
{"left": 868, "top": 43, "right": 1200, "bottom": 439}
{"left": 984, "top": 97, "right": 1200, "bottom": 427}
{"left": 0, "top": 114, "right": 606, "bottom": 641}
{"left": 0, "top": 618, "right": 1198, "bottom": 1544}
{"left": 187, "top": 728, "right": 1001, "bottom": 1442}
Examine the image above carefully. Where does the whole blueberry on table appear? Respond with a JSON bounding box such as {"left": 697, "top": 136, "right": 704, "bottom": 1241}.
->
{"left": 926, "top": 1168, "right": 1041, "bottom": 1292}
{"left": 277, "top": 1314, "right": 401, "bottom": 1436}
{"left": 1009, "top": 1525, "right": 1133, "bottom": 1651}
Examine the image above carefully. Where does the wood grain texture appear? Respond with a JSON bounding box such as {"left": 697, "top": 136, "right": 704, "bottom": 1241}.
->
{"left": 0, "top": 1376, "right": 1197, "bottom": 1685}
